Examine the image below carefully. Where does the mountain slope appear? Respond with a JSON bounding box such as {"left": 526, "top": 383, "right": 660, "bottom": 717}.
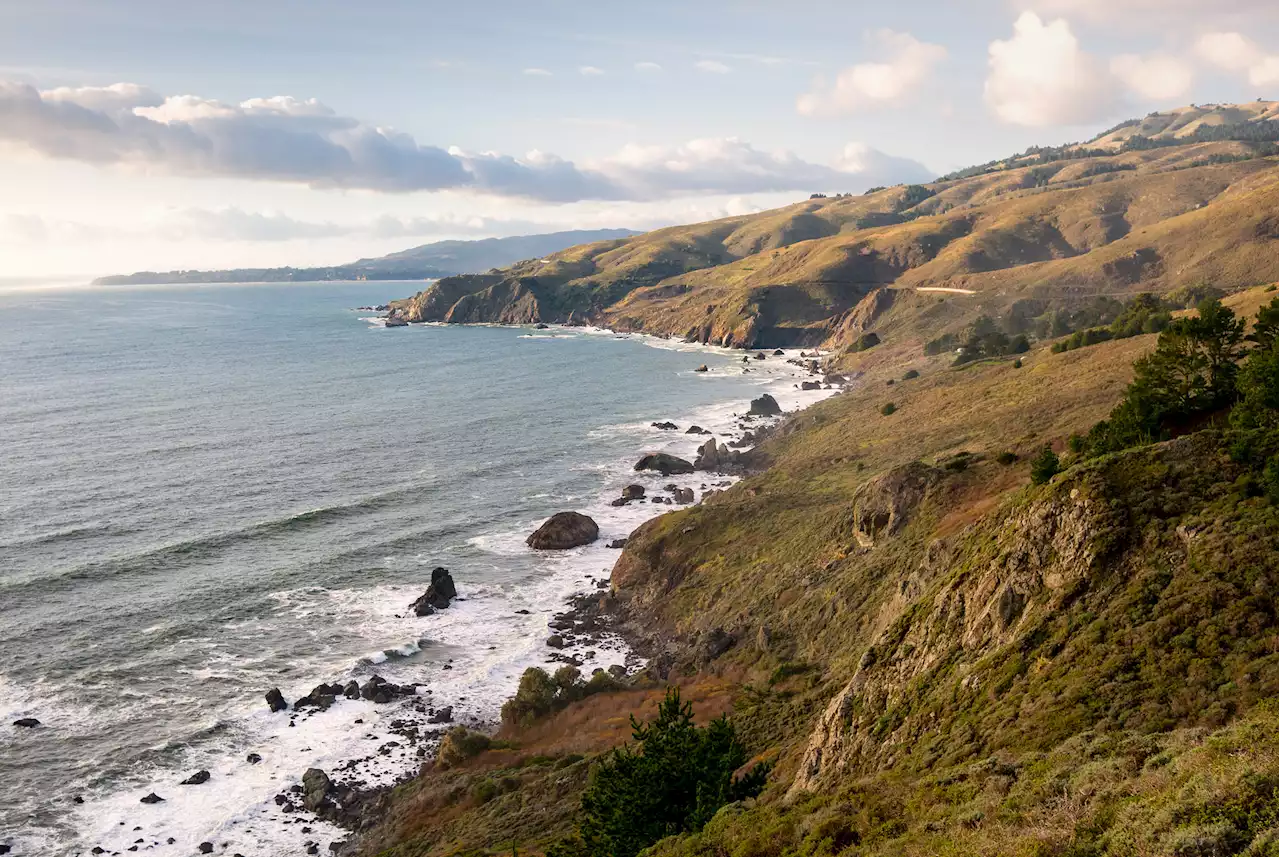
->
{"left": 91, "top": 228, "right": 639, "bottom": 285}
{"left": 393, "top": 103, "right": 1277, "bottom": 349}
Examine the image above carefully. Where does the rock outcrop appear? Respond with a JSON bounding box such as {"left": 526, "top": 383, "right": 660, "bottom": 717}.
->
{"left": 693, "top": 438, "right": 742, "bottom": 472}
{"left": 848, "top": 462, "right": 940, "bottom": 549}
{"left": 748, "top": 394, "right": 782, "bottom": 416}
{"left": 527, "top": 512, "right": 600, "bottom": 549}
{"left": 409, "top": 567, "right": 458, "bottom": 615}
{"left": 633, "top": 453, "right": 695, "bottom": 476}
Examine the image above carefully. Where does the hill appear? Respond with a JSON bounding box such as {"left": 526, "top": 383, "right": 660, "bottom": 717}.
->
{"left": 89, "top": 228, "right": 639, "bottom": 286}
{"left": 392, "top": 102, "right": 1277, "bottom": 354}
{"left": 336, "top": 104, "right": 1278, "bottom": 857}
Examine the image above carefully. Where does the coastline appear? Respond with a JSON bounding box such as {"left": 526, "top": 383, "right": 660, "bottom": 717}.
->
{"left": 53, "top": 322, "right": 841, "bottom": 857}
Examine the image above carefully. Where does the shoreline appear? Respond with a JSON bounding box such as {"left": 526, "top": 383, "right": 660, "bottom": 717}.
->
{"left": 51, "top": 326, "right": 841, "bottom": 857}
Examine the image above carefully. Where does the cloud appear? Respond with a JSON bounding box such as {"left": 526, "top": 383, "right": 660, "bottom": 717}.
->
{"left": 694, "top": 60, "right": 731, "bottom": 74}
{"left": 158, "top": 207, "right": 348, "bottom": 242}
{"left": 1195, "top": 32, "right": 1279, "bottom": 87}
{"left": 521, "top": 67, "right": 553, "bottom": 76}
{"left": 984, "top": 12, "right": 1115, "bottom": 126}
{"left": 1014, "top": 0, "right": 1273, "bottom": 25}
{"left": 634, "top": 61, "right": 663, "bottom": 73}
{"left": 1109, "top": 53, "right": 1195, "bottom": 99}
{"left": 0, "top": 79, "right": 933, "bottom": 200}
{"left": 579, "top": 66, "right": 605, "bottom": 76}
{"left": 797, "top": 30, "right": 946, "bottom": 117}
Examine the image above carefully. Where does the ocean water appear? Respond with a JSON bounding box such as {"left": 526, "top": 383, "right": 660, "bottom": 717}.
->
{"left": 0, "top": 281, "right": 833, "bottom": 855}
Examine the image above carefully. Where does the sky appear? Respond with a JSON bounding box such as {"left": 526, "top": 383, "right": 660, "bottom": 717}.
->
{"left": 0, "top": 0, "right": 1276, "bottom": 278}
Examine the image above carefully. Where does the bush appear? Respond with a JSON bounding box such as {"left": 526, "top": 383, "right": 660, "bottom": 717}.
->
{"left": 996, "top": 451, "right": 1018, "bottom": 465}
{"left": 501, "top": 665, "right": 625, "bottom": 728}
{"left": 570, "top": 688, "right": 770, "bottom": 857}
{"left": 437, "top": 727, "right": 492, "bottom": 768}
{"left": 851, "top": 332, "right": 881, "bottom": 352}
{"left": 902, "top": 369, "right": 919, "bottom": 380}
{"left": 1029, "top": 445, "right": 1060, "bottom": 484}
{"left": 881, "top": 403, "right": 897, "bottom": 416}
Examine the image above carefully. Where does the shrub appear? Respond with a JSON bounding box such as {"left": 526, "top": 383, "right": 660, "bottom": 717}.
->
{"left": 903, "top": 369, "right": 920, "bottom": 380}
{"left": 881, "top": 403, "right": 897, "bottom": 416}
{"left": 996, "top": 451, "right": 1018, "bottom": 465}
{"left": 438, "top": 727, "right": 492, "bottom": 768}
{"left": 564, "top": 688, "right": 769, "bottom": 857}
{"left": 1013, "top": 358, "right": 1023, "bottom": 369}
{"left": 1029, "top": 445, "right": 1060, "bottom": 484}
{"left": 851, "top": 332, "right": 881, "bottom": 352}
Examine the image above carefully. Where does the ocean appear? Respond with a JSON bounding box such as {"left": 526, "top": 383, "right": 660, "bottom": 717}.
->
{"left": 0, "top": 281, "right": 832, "bottom": 855}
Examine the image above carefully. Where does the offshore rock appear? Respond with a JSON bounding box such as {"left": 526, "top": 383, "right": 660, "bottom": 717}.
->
{"left": 527, "top": 512, "right": 599, "bottom": 550}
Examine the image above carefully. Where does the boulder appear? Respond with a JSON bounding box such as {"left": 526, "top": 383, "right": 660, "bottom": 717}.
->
{"left": 383, "top": 315, "right": 409, "bottom": 328}
{"left": 850, "top": 462, "right": 941, "bottom": 548}
{"left": 427, "top": 706, "right": 453, "bottom": 724}
{"left": 527, "top": 512, "right": 600, "bottom": 550}
{"left": 694, "top": 364, "right": 709, "bottom": 373}
{"left": 409, "top": 567, "right": 457, "bottom": 615}
{"left": 773, "top": 349, "right": 785, "bottom": 356}
{"left": 754, "top": 352, "right": 767, "bottom": 360}
{"left": 546, "top": 635, "right": 565, "bottom": 649}
{"left": 801, "top": 380, "right": 821, "bottom": 390}
{"left": 621, "top": 484, "right": 646, "bottom": 500}
{"left": 633, "top": 453, "right": 695, "bottom": 476}
{"left": 199, "top": 844, "right": 214, "bottom": 855}
{"left": 140, "top": 793, "right": 164, "bottom": 804}
{"left": 608, "top": 539, "right": 628, "bottom": 549}
{"left": 685, "top": 425, "right": 711, "bottom": 435}
{"left": 301, "top": 768, "right": 333, "bottom": 812}
{"left": 694, "top": 438, "right": 742, "bottom": 472}
{"left": 673, "top": 488, "right": 695, "bottom": 504}
{"left": 534, "top": 323, "right": 550, "bottom": 329}
{"left": 13, "top": 718, "right": 39, "bottom": 728}
{"left": 610, "top": 498, "right": 630, "bottom": 507}
{"left": 748, "top": 394, "right": 782, "bottom": 416}
{"left": 607, "top": 664, "right": 628, "bottom": 679}
{"left": 651, "top": 421, "right": 679, "bottom": 430}
{"left": 180, "top": 770, "right": 211, "bottom": 786}
{"left": 247, "top": 753, "right": 262, "bottom": 764}
{"left": 342, "top": 680, "right": 360, "bottom": 700}
{"left": 824, "top": 374, "right": 846, "bottom": 385}
{"left": 265, "top": 688, "right": 287, "bottom": 713}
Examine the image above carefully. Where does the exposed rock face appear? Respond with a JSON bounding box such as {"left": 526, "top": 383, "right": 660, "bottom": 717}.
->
{"left": 527, "top": 512, "right": 600, "bottom": 549}
{"left": 302, "top": 768, "right": 333, "bottom": 812}
{"left": 694, "top": 438, "right": 743, "bottom": 472}
{"left": 401, "top": 275, "right": 504, "bottom": 322}
{"left": 634, "top": 453, "right": 695, "bottom": 476}
{"left": 790, "top": 476, "right": 1116, "bottom": 795}
{"left": 827, "top": 286, "right": 895, "bottom": 352}
{"left": 409, "top": 567, "right": 458, "bottom": 615}
{"left": 383, "top": 315, "right": 408, "bottom": 327}
{"left": 748, "top": 394, "right": 782, "bottom": 416}
{"left": 265, "top": 688, "right": 287, "bottom": 713}
{"left": 445, "top": 278, "right": 543, "bottom": 324}
{"left": 849, "top": 462, "right": 941, "bottom": 549}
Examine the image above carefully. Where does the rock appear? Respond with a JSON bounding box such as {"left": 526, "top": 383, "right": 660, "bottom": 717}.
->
{"left": 302, "top": 768, "right": 333, "bottom": 812}
{"left": 824, "top": 374, "right": 846, "bottom": 385}
{"left": 546, "top": 635, "right": 565, "bottom": 649}
{"left": 427, "top": 706, "right": 453, "bottom": 724}
{"left": 608, "top": 664, "right": 628, "bottom": 679}
{"left": 633, "top": 453, "right": 695, "bottom": 476}
{"left": 754, "top": 352, "right": 767, "bottom": 360}
{"left": 343, "top": 680, "right": 360, "bottom": 700}
{"left": 694, "top": 438, "right": 742, "bottom": 472}
{"left": 180, "top": 770, "right": 211, "bottom": 785}
{"left": 0, "top": 846, "right": 10, "bottom": 855}
{"left": 527, "top": 512, "right": 600, "bottom": 550}
{"left": 198, "top": 844, "right": 214, "bottom": 855}
{"left": 622, "top": 484, "right": 646, "bottom": 500}
{"left": 610, "top": 497, "right": 630, "bottom": 507}
{"left": 409, "top": 567, "right": 458, "bottom": 614}
{"left": 685, "top": 425, "right": 711, "bottom": 434}
{"left": 13, "top": 718, "right": 39, "bottom": 728}
{"left": 608, "top": 539, "right": 628, "bottom": 549}
{"left": 140, "top": 793, "right": 164, "bottom": 804}
{"left": 265, "top": 688, "right": 287, "bottom": 713}
{"left": 673, "top": 488, "right": 695, "bottom": 504}
{"left": 773, "top": 349, "right": 785, "bottom": 356}
{"left": 246, "top": 753, "right": 262, "bottom": 764}
{"left": 702, "top": 628, "right": 736, "bottom": 661}
{"left": 694, "top": 364, "right": 709, "bottom": 372}
{"left": 801, "top": 380, "right": 822, "bottom": 390}
{"left": 651, "top": 421, "right": 679, "bottom": 430}
{"left": 383, "top": 315, "right": 408, "bottom": 328}
{"left": 534, "top": 323, "right": 549, "bottom": 329}
{"left": 748, "top": 394, "right": 782, "bottom": 416}
{"left": 360, "top": 676, "right": 387, "bottom": 700}
{"left": 850, "top": 462, "right": 941, "bottom": 549}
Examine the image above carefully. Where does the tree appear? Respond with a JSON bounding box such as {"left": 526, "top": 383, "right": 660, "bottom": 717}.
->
{"left": 1030, "top": 445, "right": 1060, "bottom": 484}
{"left": 568, "top": 688, "right": 769, "bottom": 857}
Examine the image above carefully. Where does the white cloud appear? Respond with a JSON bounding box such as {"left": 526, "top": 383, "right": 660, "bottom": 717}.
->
{"left": 984, "top": 12, "right": 1115, "bottom": 126}
{"left": 695, "top": 60, "right": 731, "bottom": 74}
{"left": 1109, "top": 53, "right": 1195, "bottom": 100}
{"left": 1015, "top": 0, "right": 1273, "bottom": 25}
{"left": 1195, "top": 32, "right": 1279, "bottom": 87}
{"left": 0, "top": 79, "right": 932, "bottom": 201}
{"left": 634, "top": 61, "right": 663, "bottom": 73}
{"left": 579, "top": 66, "right": 605, "bottom": 76}
{"left": 521, "top": 67, "right": 553, "bottom": 77}
{"left": 797, "top": 30, "right": 946, "bottom": 117}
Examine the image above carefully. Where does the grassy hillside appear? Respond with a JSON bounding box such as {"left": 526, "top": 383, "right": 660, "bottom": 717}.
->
{"left": 393, "top": 102, "right": 1277, "bottom": 350}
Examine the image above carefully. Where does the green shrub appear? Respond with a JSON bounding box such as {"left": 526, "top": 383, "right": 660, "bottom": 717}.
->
{"left": 902, "top": 369, "right": 920, "bottom": 380}
{"left": 881, "top": 403, "right": 897, "bottom": 416}
{"left": 438, "top": 727, "right": 493, "bottom": 768}
{"left": 996, "top": 451, "right": 1018, "bottom": 465}
{"left": 1029, "top": 445, "right": 1060, "bottom": 484}
{"left": 563, "top": 688, "right": 769, "bottom": 857}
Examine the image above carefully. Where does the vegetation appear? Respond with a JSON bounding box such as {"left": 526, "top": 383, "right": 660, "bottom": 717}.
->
{"left": 1028, "top": 444, "right": 1060, "bottom": 483}
{"left": 549, "top": 689, "right": 768, "bottom": 857}
{"left": 502, "top": 667, "right": 623, "bottom": 729}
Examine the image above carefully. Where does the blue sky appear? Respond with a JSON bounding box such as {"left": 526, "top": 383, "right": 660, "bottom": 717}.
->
{"left": 0, "top": 0, "right": 1275, "bottom": 276}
